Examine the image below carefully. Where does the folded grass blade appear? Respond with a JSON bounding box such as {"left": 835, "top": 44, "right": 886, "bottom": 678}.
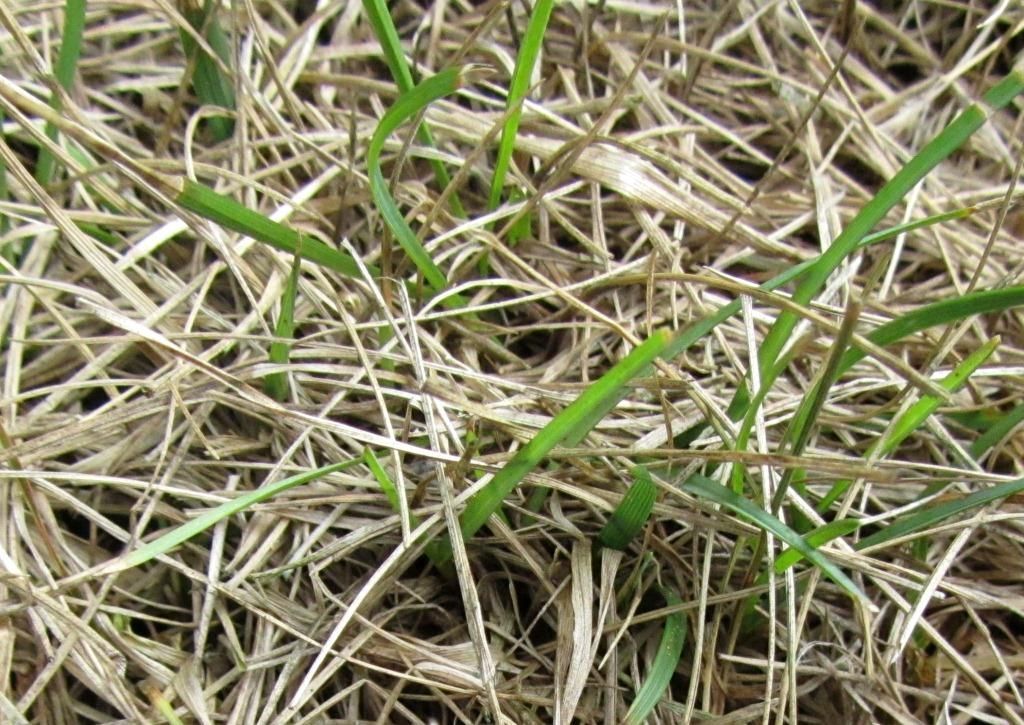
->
{"left": 179, "top": 0, "right": 236, "bottom": 141}
{"left": 361, "top": 0, "right": 465, "bottom": 216}
{"left": 819, "top": 335, "right": 1000, "bottom": 512}
{"left": 770, "top": 299, "right": 862, "bottom": 511}
{"left": 368, "top": 67, "right": 473, "bottom": 297}
{"left": 176, "top": 179, "right": 373, "bottom": 279}
{"left": 264, "top": 250, "right": 302, "bottom": 400}
{"left": 768, "top": 518, "right": 862, "bottom": 574}
{"left": 599, "top": 465, "right": 658, "bottom": 551}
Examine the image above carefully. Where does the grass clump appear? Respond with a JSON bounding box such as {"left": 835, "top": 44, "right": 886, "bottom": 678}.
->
{"left": 1, "top": 2, "right": 1023, "bottom": 723}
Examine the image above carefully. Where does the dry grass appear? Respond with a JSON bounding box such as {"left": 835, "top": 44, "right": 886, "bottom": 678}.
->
{"left": 1, "top": 0, "right": 1024, "bottom": 722}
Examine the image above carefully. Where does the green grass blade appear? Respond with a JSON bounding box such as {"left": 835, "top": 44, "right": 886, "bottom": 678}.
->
{"left": 753, "top": 71, "right": 1024, "bottom": 399}
{"left": 363, "top": 448, "right": 453, "bottom": 571}
{"left": 361, "top": 0, "right": 465, "bottom": 217}
{"left": 768, "top": 518, "right": 861, "bottom": 574}
{"left": 486, "top": 0, "right": 555, "bottom": 212}
{"left": 735, "top": 70, "right": 1024, "bottom": 455}
{"left": 176, "top": 179, "right": 374, "bottom": 279}
{"left": 35, "top": 0, "right": 85, "bottom": 185}
{"left": 599, "top": 465, "right": 658, "bottom": 551}
{"left": 660, "top": 208, "right": 1010, "bottom": 456}
{"left": 442, "top": 329, "right": 671, "bottom": 559}
{"left": 836, "top": 287, "right": 1024, "bottom": 375}
{"left": 661, "top": 205, "right": 1004, "bottom": 367}
{"left": 818, "top": 335, "right": 1000, "bottom": 512}
{"left": 179, "top": 0, "right": 236, "bottom": 141}
{"left": 364, "top": 447, "right": 403, "bottom": 513}
{"left": 264, "top": 249, "right": 302, "bottom": 400}
{"left": 971, "top": 402, "right": 1024, "bottom": 459}
{"left": 856, "top": 476, "right": 1024, "bottom": 551}
{"left": 884, "top": 337, "right": 999, "bottom": 447}
{"left": 682, "top": 474, "right": 868, "bottom": 603}
{"left": 623, "top": 586, "right": 686, "bottom": 725}
{"left": 101, "top": 459, "right": 361, "bottom": 574}
{"left": 361, "top": 0, "right": 415, "bottom": 91}
{"left": 368, "top": 66, "right": 471, "bottom": 296}
{"left": 780, "top": 301, "right": 861, "bottom": 460}
{"left": 770, "top": 300, "right": 861, "bottom": 512}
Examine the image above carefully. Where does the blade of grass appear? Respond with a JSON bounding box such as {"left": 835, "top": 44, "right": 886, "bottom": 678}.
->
{"left": 661, "top": 205, "right": 1011, "bottom": 367}
{"left": 141, "top": 682, "right": 186, "bottom": 725}
{"left": 35, "top": 0, "right": 85, "bottom": 185}
{"left": 730, "top": 284, "right": 1024, "bottom": 498}
{"left": 264, "top": 248, "right": 301, "bottom": 401}
{"left": 623, "top": 586, "right": 686, "bottom": 725}
{"left": 971, "top": 402, "right": 1024, "bottom": 459}
{"left": 368, "top": 66, "right": 477, "bottom": 300}
{"left": 179, "top": 0, "right": 236, "bottom": 141}
{"left": 881, "top": 337, "right": 1000, "bottom": 449}
{"left": 856, "top": 475, "right": 1024, "bottom": 551}
{"left": 770, "top": 298, "right": 862, "bottom": 512}
{"left": 738, "top": 517, "right": 862, "bottom": 630}
{"left": 768, "top": 518, "right": 862, "bottom": 575}
{"left": 521, "top": 484, "right": 551, "bottom": 526}
{"left": 363, "top": 448, "right": 453, "bottom": 571}
{"left": 599, "top": 465, "right": 658, "bottom": 551}
{"left": 682, "top": 473, "right": 868, "bottom": 604}
{"left": 99, "top": 459, "right": 361, "bottom": 575}
{"left": 364, "top": 447, "right": 404, "bottom": 513}
{"left": 433, "top": 329, "right": 671, "bottom": 562}
{"left": 734, "top": 70, "right": 1024, "bottom": 468}
{"left": 835, "top": 288, "right": 1024, "bottom": 374}
{"left": 361, "top": 0, "right": 465, "bottom": 217}
{"left": 176, "top": 179, "right": 374, "bottom": 279}
{"left": 486, "top": 0, "right": 555, "bottom": 213}
{"left": 818, "top": 336, "right": 1000, "bottom": 511}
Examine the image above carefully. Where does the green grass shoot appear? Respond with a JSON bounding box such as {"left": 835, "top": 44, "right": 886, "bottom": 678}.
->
{"left": 264, "top": 249, "right": 302, "bottom": 401}
{"left": 729, "top": 69, "right": 1024, "bottom": 484}
{"left": 175, "top": 178, "right": 373, "bottom": 278}
{"left": 99, "top": 460, "right": 361, "bottom": 575}
{"left": 486, "top": 0, "right": 554, "bottom": 213}
{"left": 367, "top": 66, "right": 473, "bottom": 298}
{"left": 971, "top": 402, "right": 1024, "bottom": 460}
{"left": 361, "top": 0, "right": 465, "bottom": 217}
{"left": 34, "top": 0, "right": 85, "bottom": 185}
{"left": 178, "top": 0, "right": 236, "bottom": 142}
{"left": 432, "top": 329, "right": 671, "bottom": 563}
{"left": 623, "top": 586, "right": 686, "bottom": 725}
{"left": 856, "top": 475, "right": 1024, "bottom": 551}
{"left": 817, "top": 336, "right": 1000, "bottom": 512}
{"left": 363, "top": 448, "right": 452, "bottom": 570}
